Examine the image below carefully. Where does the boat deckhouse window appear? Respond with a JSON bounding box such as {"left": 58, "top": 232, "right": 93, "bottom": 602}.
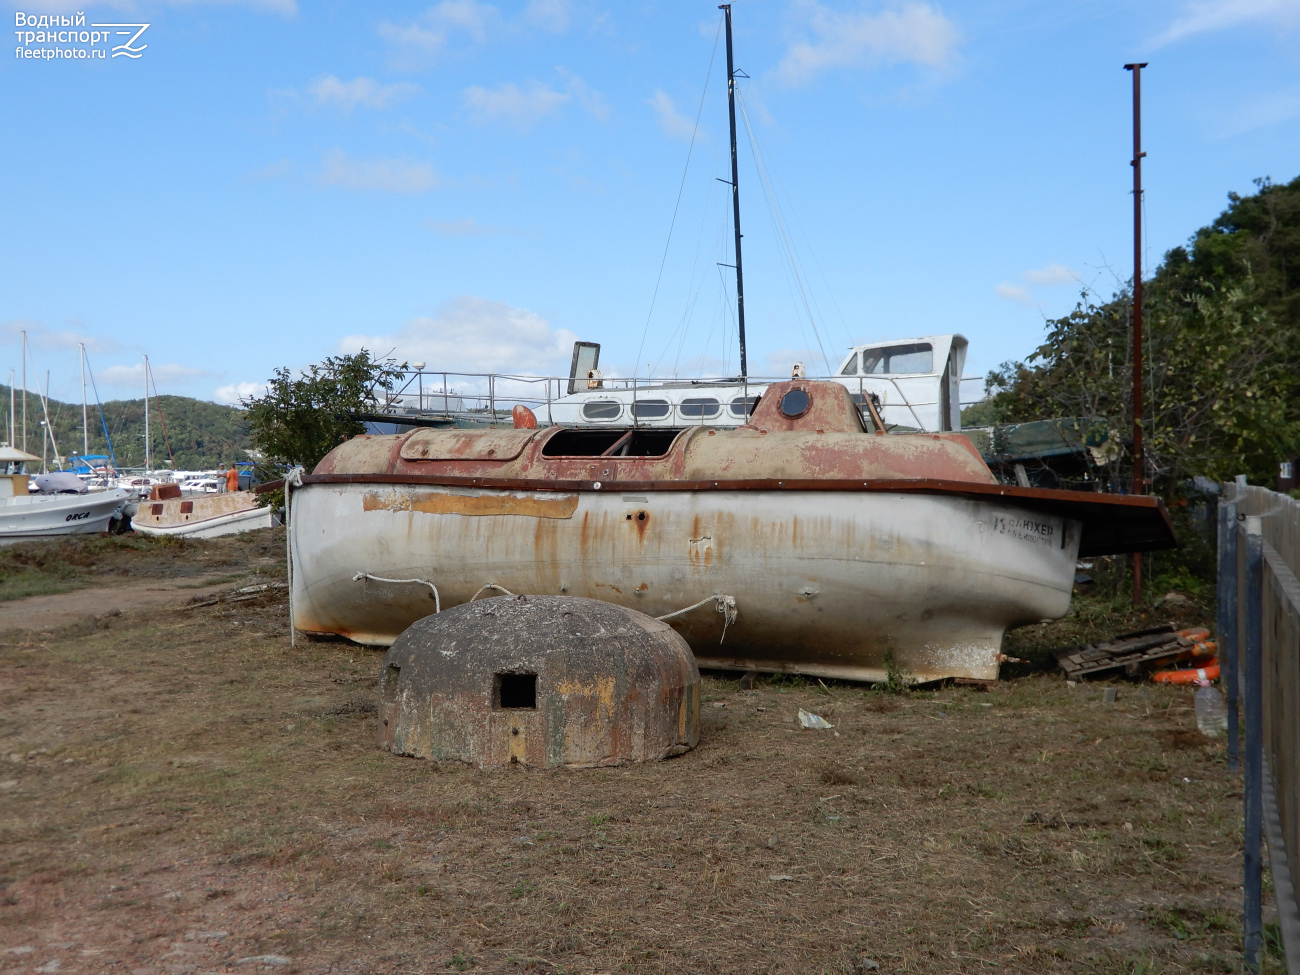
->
{"left": 543, "top": 429, "right": 627, "bottom": 456}
{"left": 861, "top": 343, "right": 933, "bottom": 375}
{"left": 582, "top": 400, "right": 622, "bottom": 420}
{"left": 631, "top": 400, "right": 671, "bottom": 419}
{"left": 679, "top": 397, "right": 721, "bottom": 418}
{"left": 542, "top": 428, "right": 681, "bottom": 458}
{"left": 729, "top": 395, "right": 760, "bottom": 418}
{"left": 608, "top": 429, "right": 681, "bottom": 457}
{"left": 839, "top": 352, "right": 859, "bottom": 376}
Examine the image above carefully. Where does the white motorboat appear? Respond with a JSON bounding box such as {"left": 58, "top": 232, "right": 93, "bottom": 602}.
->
{"left": 0, "top": 448, "right": 130, "bottom": 544}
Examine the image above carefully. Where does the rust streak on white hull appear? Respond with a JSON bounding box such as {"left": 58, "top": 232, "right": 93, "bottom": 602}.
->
{"left": 290, "top": 483, "right": 1081, "bottom": 682}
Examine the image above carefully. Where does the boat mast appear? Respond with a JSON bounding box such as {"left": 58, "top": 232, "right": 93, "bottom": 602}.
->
{"left": 80, "top": 343, "right": 89, "bottom": 459}
{"left": 7, "top": 369, "right": 12, "bottom": 449}
{"left": 720, "top": 3, "right": 747, "bottom": 379}
{"left": 20, "top": 330, "right": 26, "bottom": 453}
{"left": 143, "top": 354, "right": 150, "bottom": 472}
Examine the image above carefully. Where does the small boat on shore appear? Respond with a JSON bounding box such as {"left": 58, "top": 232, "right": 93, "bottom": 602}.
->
{"left": 0, "top": 448, "right": 130, "bottom": 544}
{"left": 288, "top": 379, "right": 1174, "bottom": 683}
{"left": 131, "top": 486, "right": 273, "bottom": 538}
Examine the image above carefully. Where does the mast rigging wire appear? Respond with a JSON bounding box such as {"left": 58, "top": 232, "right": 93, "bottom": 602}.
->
{"left": 634, "top": 15, "right": 723, "bottom": 372}
{"left": 735, "top": 88, "right": 833, "bottom": 375}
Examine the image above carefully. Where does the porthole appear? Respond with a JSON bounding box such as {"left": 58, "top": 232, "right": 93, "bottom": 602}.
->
{"left": 779, "top": 389, "right": 810, "bottom": 418}
{"left": 581, "top": 400, "right": 622, "bottom": 420}
{"left": 631, "top": 400, "right": 671, "bottom": 419}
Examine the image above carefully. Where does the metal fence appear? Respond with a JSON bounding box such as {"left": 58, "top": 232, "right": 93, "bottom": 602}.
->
{"left": 1221, "top": 482, "right": 1300, "bottom": 972}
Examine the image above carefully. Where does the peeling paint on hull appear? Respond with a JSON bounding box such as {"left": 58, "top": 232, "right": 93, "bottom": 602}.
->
{"left": 291, "top": 483, "right": 1081, "bottom": 682}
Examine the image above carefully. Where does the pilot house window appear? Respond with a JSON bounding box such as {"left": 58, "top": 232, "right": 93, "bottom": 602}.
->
{"left": 860, "top": 343, "right": 933, "bottom": 375}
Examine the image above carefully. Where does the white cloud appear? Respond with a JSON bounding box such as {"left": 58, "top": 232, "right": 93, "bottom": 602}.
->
{"left": 20, "top": 0, "right": 296, "bottom": 14}
{"left": 379, "top": 0, "right": 503, "bottom": 69}
{"left": 648, "top": 90, "right": 698, "bottom": 141}
{"left": 0, "top": 319, "right": 119, "bottom": 355}
{"left": 245, "top": 159, "right": 293, "bottom": 182}
{"left": 319, "top": 149, "right": 438, "bottom": 194}
{"left": 996, "top": 263, "right": 1080, "bottom": 305}
{"left": 1213, "top": 86, "right": 1300, "bottom": 136}
{"left": 339, "top": 296, "right": 577, "bottom": 375}
{"left": 1152, "top": 0, "right": 1300, "bottom": 45}
{"left": 463, "top": 73, "right": 605, "bottom": 130}
{"left": 463, "top": 80, "right": 569, "bottom": 129}
{"left": 98, "top": 363, "right": 208, "bottom": 388}
{"left": 1023, "top": 262, "right": 1079, "bottom": 286}
{"left": 524, "top": 0, "right": 570, "bottom": 32}
{"left": 776, "top": 1, "right": 962, "bottom": 86}
{"left": 306, "top": 76, "right": 420, "bottom": 111}
{"left": 425, "top": 217, "right": 526, "bottom": 236}
{"left": 214, "top": 381, "right": 265, "bottom": 405}
{"left": 994, "top": 283, "right": 1034, "bottom": 306}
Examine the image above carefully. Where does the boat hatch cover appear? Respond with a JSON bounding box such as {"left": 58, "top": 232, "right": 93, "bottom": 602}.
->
{"left": 401, "top": 428, "right": 540, "bottom": 462}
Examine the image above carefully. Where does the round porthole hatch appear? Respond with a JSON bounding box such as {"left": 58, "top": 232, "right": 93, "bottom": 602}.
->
{"left": 779, "top": 388, "right": 810, "bottom": 418}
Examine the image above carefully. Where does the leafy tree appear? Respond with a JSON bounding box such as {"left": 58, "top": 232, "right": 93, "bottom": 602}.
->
{"left": 982, "top": 174, "right": 1300, "bottom": 498}
{"left": 243, "top": 351, "right": 406, "bottom": 488}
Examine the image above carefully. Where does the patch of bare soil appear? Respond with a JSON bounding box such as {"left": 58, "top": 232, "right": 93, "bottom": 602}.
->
{"left": 0, "top": 578, "right": 245, "bottom": 633}
{"left": 0, "top": 542, "right": 1273, "bottom": 974}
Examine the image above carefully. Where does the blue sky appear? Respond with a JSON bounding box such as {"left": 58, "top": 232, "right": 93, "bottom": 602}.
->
{"left": 2, "top": 0, "right": 1299, "bottom": 407}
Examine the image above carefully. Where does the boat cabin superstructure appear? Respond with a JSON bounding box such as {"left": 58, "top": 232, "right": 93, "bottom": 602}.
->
{"left": 544, "top": 333, "right": 967, "bottom": 433}
{"left": 0, "top": 447, "right": 38, "bottom": 497}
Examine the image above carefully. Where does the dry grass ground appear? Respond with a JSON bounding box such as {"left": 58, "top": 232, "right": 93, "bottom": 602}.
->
{"left": 0, "top": 531, "right": 1277, "bottom": 974}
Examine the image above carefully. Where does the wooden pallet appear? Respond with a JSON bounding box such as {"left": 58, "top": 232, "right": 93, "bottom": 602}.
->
{"left": 1053, "top": 625, "right": 1194, "bottom": 679}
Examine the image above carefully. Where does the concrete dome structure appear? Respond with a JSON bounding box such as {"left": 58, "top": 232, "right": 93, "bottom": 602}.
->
{"left": 377, "top": 595, "right": 700, "bottom": 768}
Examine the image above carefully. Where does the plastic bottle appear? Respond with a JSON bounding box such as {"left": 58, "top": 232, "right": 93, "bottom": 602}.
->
{"left": 1194, "top": 679, "right": 1228, "bottom": 738}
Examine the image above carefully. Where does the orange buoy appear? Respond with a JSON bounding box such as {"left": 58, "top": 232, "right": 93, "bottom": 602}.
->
{"left": 1152, "top": 658, "right": 1220, "bottom": 684}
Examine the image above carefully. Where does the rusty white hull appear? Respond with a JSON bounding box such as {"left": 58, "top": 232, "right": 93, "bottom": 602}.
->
{"left": 289, "top": 482, "right": 1081, "bottom": 683}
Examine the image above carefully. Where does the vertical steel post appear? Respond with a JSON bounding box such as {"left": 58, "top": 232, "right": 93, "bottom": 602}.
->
{"left": 1217, "top": 493, "right": 1240, "bottom": 769}
{"left": 1242, "top": 514, "right": 1264, "bottom": 972}
{"left": 1125, "top": 62, "right": 1148, "bottom": 606}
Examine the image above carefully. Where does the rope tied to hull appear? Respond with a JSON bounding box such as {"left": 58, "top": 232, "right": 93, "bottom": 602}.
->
{"left": 352, "top": 571, "right": 441, "bottom": 614}
{"left": 470, "top": 583, "right": 517, "bottom": 602}
{"left": 284, "top": 466, "right": 305, "bottom": 648}
{"left": 657, "top": 593, "right": 738, "bottom": 643}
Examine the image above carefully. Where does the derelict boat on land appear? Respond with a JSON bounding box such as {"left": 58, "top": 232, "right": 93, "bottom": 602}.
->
{"left": 287, "top": 380, "right": 1174, "bottom": 683}
{"left": 131, "top": 484, "right": 273, "bottom": 538}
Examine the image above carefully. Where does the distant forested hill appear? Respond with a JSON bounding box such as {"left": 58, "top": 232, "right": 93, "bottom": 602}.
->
{"left": 0, "top": 387, "right": 250, "bottom": 470}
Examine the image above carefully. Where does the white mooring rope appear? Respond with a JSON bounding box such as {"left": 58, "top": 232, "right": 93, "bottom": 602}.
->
{"left": 284, "top": 466, "right": 304, "bottom": 647}
{"left": 353, "top": 571, "right": 441, "bottom": 614}
{"left": 470, "top": 583, "right": 517, "bottom": 602}
{"left": 657, "top": 593, "right": 738, "bottom": 643}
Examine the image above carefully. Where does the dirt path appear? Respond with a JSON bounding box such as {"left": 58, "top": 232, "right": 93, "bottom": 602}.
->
{"left": 0, "top": 576, "right": 238, "bottom": 632}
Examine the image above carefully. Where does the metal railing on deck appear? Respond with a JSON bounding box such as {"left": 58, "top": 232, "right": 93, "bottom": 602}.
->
{"left": 1220, "top": 482, "right": 1300, "bottom": 973}
{"left": 372, "top": 369, "right": 988, "bottom": 426}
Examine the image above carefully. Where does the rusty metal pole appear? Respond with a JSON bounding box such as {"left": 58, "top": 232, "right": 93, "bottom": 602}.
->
{"left": 1125, "top": 62, "right": 1148, "bottom": 607}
